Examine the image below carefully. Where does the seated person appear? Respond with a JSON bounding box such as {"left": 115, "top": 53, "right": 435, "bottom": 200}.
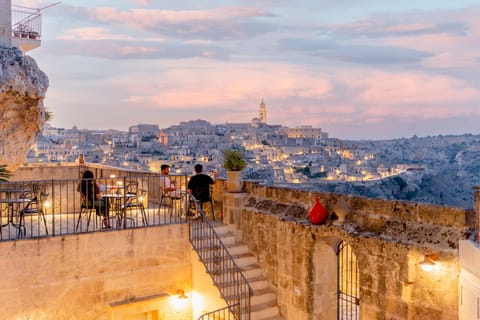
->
{"left": 160, "top": 164, "right": 184, "bottom": 199}
{"left": 78, "top": 170, "right": 110, "bottom": 228}
{"left": 187, "top": 164, "right": 217, "bottom": 205}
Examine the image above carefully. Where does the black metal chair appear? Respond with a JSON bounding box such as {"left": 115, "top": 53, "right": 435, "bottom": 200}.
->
{"left": 158, "top": 185, "right": 184, "bottom": 219}
{"left": 20, "top": 184, "right": 49, "bottom": 235}
{"left": 75, "top": 194, "right": 97, "bottom": 231}
{"left": 193, "top": 185, "right": 214, "bottom": 220}
{"left": 121, "top": 181, "right": 147, "bottom": 227}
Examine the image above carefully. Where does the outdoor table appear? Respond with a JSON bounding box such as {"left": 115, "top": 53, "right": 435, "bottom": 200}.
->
{"left": 0, "top": 198, "right": 31, "bottom": 237}
{"left": 0, "top": 189, "right": 24, "bottom": 199}
{"left": 102, "top": 193, "right": 135, "bottom": 227}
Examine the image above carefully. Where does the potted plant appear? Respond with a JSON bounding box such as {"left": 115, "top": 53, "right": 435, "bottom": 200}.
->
{"left": 222, "top": 149, "right": 247, "bottom": 192}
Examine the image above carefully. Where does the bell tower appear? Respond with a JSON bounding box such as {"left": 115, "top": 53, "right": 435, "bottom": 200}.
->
{"left": 259, "top": 98, "right": 267, "bottom": 124}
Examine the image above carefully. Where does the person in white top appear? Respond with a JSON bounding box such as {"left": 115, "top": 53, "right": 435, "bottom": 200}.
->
{"left": 160, "top": 164, "right": 182, "bottom": 198}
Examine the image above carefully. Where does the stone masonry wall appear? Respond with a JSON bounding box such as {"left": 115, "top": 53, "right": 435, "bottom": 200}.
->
{"left": 220, "top": 181, "right": 473, "bottom": 320}
{"left": 0, "top": 224, "right": 192, "bottom": 319}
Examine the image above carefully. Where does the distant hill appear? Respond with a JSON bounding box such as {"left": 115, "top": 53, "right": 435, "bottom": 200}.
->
{"left": 317, "top": 134, "right": 480, "bottom": 209}
{"left": 254, "top": 133, "right": 480, "bottom": 209}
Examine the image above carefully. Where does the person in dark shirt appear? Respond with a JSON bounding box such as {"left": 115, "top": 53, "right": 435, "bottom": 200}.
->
{"left": 187, "top": 164, "right": 217, "bottom": 206}
{"left": 78, "top": 170, "right": 110, "bottom": 228}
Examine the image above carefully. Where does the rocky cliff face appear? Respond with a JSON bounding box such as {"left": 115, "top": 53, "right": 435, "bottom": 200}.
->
{"left": 0, "top": 46, "right": 49, "bottom": 171}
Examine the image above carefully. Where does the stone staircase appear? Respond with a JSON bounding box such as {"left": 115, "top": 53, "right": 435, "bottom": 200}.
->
{"left": 211, "top": 222, "right": 283, "bottom": 320}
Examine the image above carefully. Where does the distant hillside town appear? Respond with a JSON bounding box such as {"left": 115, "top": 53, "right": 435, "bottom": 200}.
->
{"left": 28, "top": 100, "right": 480, "bottom": 209}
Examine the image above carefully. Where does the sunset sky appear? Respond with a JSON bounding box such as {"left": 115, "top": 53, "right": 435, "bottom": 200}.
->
{"left": 19, "top": 0, "right": 480, "bottom": 139}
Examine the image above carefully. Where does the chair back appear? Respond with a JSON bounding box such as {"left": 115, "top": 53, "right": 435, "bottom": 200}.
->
{"left": 21, "top": 183, "right": 48, "bottom": 213}
{"left": 80, "top": 193, "right": 95, "bottom": 209}
{"left": 126, "top": 180, "right": 139, "bottom": 195}
{"left": 193, "top": 185, "right": 211, "bottom": 203}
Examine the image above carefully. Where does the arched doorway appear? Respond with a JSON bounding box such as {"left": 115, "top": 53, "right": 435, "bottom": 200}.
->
{"left": 337, "top": 240, "right": 359, "bottom": 320}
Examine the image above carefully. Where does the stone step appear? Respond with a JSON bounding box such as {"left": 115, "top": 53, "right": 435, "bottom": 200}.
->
{"left": 233, "top": 254, "right": 257, "bottom": 267}
{"left": 226, "top": 243, "right": 249, "bottom": 256}
{"left": 250, "top": 302, "right": 281, "bottom": 320}
{"left": 251, "top": 306, "right": 280, "bottom": 320}
{"left": 194, "top": 234, "right": 236, "bottom": 246}
{"left": 249, "top": 278, "right": 269, "bottom": 291}
{"left": 212, "top": 224, "right": 229, "bottom": 235}
{"left": 200, "top": 251, "right": 255, "bottom": 267}
{"left": 218, "top": 234, "right": 236, "bottom": 246}
{"left": 218, "top": 276, "right": 268, "bottom": 293}
{"left": 251, "top": 288, "right": 276, "bottom": 306}
{"left": 241, "top": 265, "right": 263, "bottom": 279}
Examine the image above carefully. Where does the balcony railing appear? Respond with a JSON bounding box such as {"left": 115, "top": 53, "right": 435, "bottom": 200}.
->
{"left": 0, "top": 171, "right": 190, "bottom": 241}
{"left": 11, "top": 5, "right": 42, "bottom": 40}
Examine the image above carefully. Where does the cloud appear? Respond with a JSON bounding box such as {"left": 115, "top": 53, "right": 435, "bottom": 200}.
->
{"left": 115, "top": 61, "right": 333, "bottom": 110}
{"left": 58, "top": 5, "right": 277, "bottom": 40}
{"left": 58, "top": 27, "right": 138, "bottom": 41}
{"left": 327, "top": 19, "right": 469, "bottom": 38}
{"left": 45, "top": 37, "right": 230, "bottom": 60}
{"left": 129, "top": 0, "right": 150, "bottom": 5}
{"left": 278, "top": 38, "right": 432, "bottom": 65}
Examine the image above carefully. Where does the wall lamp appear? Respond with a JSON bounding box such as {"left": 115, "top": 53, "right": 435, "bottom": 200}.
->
{"left": 420, "top": 254, "right": 438, "bottom": 272}
{"left": 177, "top": 289, "right": 188, "bottom": 299}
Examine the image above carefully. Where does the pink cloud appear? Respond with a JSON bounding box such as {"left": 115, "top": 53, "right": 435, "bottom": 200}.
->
{"left": 356, "top": 71, "right": 480, "bottom": 106}
{"left": 115, "top": 61, "right": 332, "bottom": 109}
{"left": 383, "top": 7, "right": 480, "bottom": 69}
{"left": 58, "top": 27, "right": 135, "bottom": 41}
{"left": 87, "top": 6, "right": 270, "bottom": 27}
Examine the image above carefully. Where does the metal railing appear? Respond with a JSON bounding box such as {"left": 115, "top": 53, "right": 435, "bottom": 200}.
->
{"left": 12, "top": 5, "right": 42, "bottom": 39}
{"left": 189, "top": 196, "right": 253, "bottom": 320}
{"left": 198, "top": 304, "right": 239, "bottom": 320}
{"left": 0, "top": 172, "right": 189, "bottom": 241}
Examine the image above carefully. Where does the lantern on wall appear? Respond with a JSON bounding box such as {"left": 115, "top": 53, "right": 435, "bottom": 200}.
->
{"left": 309, "top": 198, "right": 327, "bottom": 225}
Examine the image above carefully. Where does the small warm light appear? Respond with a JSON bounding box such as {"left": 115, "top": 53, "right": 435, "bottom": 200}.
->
{"left": 169, "top": 289, "right": 189, "bottom": 312}
{"left": 43, "top": 200, "right": 51, "bottom": 208}
{"left": 420, "top": 254, "right": 438, "bottom": 272}
{"left": 138, "top": 195, "right": 144, "bottom": 202}
{"left": 116, "top": 180, "right": 123, "bottom": 186}
{"left": 110, "top": 174, "right": 116, "bottom": 179}
{"left": 177, "top": 289, "right": 188, "bottom": 299}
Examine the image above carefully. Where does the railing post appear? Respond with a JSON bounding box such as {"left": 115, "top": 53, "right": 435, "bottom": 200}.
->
{"left": 50, "top": 178, "right": 55, "bottom": 236}
{"left": 122, "top": 176, "right": 127, "bottom": 228}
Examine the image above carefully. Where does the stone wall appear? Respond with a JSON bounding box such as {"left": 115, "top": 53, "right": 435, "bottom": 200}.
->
{"left": 220, "top": 181, "right": 473, "bottom": 320}
{"left": 0, "top": 225, "right": 192, "bottom": 319}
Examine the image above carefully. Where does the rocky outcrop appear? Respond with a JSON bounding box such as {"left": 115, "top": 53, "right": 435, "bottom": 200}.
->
{"left": 0, "top": 46, "right": 48, "bottom": 171}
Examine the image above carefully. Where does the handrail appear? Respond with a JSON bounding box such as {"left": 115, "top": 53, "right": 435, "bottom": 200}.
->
{"left": 188, "top": 195, "right": 253, "bottom": 320}
{"left": 197, "top": 303, "right": 240, "bottom": 320}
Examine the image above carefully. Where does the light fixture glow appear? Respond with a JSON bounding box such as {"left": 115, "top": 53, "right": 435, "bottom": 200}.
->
{"left": 43, "top": 200, "right": 51, "bottom": 208}
{"left": 420, "top": 254, "right": 438, "bottom": 272}
{"left": 177, "top": 289, "right": 188, "bottom": 299}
